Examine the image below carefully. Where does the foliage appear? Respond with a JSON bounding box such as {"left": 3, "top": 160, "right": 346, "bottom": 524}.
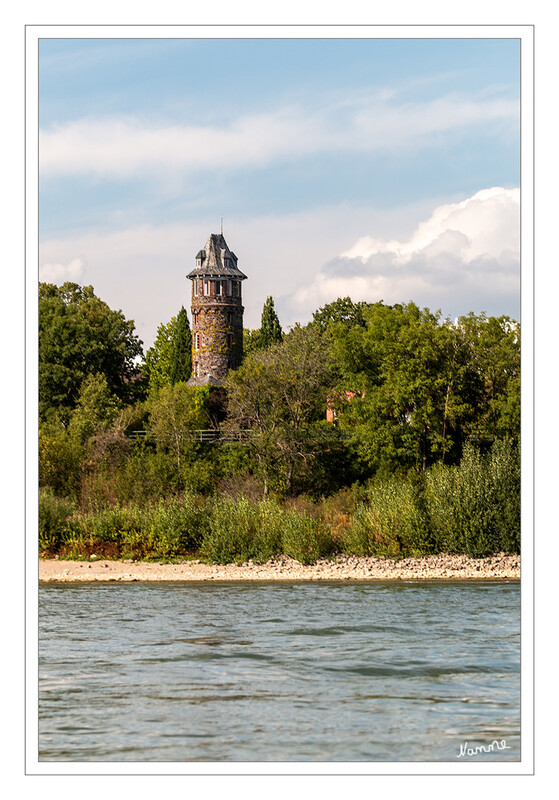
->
{"left": 39, "top": 488, "right": 76, "bottom": 553}
{"left": 280, "top": 511, "right": 333, "bottom": 564}
{"left": 243, "top": 296, "right": 283, "bottom": 356}
{"left": 39, "top": 282, "right": 143, "bottom": 421}
{"left": 342, "top": 477, "right": 430, "bottom": 558}
{"left": 225, "top": 324, "right": 335, "bottom": 495}
{"left": 424, "top": 439, "right": 520, "bottom": 556}
{"left": 329, "top": 302, "right": 518, "bottom": 474}
{"left": 169, "top": 307, "right": 193, "bottom": 384}
{"left": 259, "top": 296, "right": 283, "bottom": 347}
{"left": 148, "top": 382, "right": 210, "bottom": 474}
{"left": 38, "top": 284, "right": 521, "bottom": 562}
{"left": 144, "top": 308, "right": 192, "bottom": 395}
{"left": 200, "top": 497, "right": 283, "bottom": 564}
{"left": 68, "top": 373, "right": 122, "bottom": 443}
{"left": 312, "top": 296, "right": 367, "bottom": 332}
{"left": 39, "top": 423, "right": 83, "bottom": 496}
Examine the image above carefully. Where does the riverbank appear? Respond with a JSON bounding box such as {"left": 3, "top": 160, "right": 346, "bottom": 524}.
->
{"left": 39, "top": 552, "right": 520, "bottom": 582}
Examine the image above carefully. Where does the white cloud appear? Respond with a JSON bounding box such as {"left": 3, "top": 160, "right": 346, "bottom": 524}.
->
{"left": 290, "top": 187, "right": 520, "bottom": 321}
{"left": 37, "top": 189, "right": 520, "bottom": 353}
{"left": 38, "top": 202, "right": 435, "bottom": 348}
{"left": 39, "top": 91, "right": 518, "bottom": 179}
{"left": 39, "top": 256, "right": 86, "bottom": 283}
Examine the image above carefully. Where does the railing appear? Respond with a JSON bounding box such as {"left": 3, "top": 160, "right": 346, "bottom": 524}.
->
{"left": 127, "top": 428, "right": 350, "bottom": 444}
{"left": 127, "top": 429, "right": 253, "bottom": 443}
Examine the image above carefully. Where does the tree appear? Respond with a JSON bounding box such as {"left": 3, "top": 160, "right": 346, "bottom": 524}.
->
{"left": 149, "top": 383, "right": 210, "bottom": 474}
{"left": 39, "top": 282, "right": 143, "bottom": 422}
{"left": 456, "top": 313, "right": 520, "bottom": 442}
{"left": 242, "top": 297, "right": 283, "bottom": 357}
{"left": 330, "top": 303, "right": 481, "bottom": 473}
{"left": 169, "top": 307, "right": 192, "bottom": 384}
{"left": 68, "top": 373, "right": 122, "bottom": 444}
{"left": 329, "top": 303, "right": 519, "bottom": 475}
{"left": 259, "top": 296, "right": 283, "bottom": 347}
{"left": 312, "top": 296, "right": 367, "bottom": 332}
{"left": 144, "top": 308, "right": 192, "bottom": 395}
{"left": 225, "top": 324, "right": 335, "bottom": 495}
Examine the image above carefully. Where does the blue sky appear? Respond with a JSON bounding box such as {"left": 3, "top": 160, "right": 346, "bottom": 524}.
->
{"left": 38, "top": 36, "right": 521, "bottom": 350}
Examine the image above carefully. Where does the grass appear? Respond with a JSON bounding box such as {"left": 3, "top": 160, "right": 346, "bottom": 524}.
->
{"left": 39, "top": 440, "right": 520, "bottom": 563}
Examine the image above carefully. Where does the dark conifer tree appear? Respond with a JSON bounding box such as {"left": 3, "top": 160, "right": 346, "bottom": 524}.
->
{"left": 259, "top": 296, "right": 283, "bottom": 348}
{"left": 169, "top": 306, "right": 192, "bottom": 384}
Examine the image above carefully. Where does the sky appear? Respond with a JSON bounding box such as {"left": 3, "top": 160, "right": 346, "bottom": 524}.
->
{"left": 38, "top": 36, "right": 521, "bottom": 351}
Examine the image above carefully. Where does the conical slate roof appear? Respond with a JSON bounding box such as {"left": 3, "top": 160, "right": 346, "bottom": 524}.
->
{"left": 187, "top": 233, "right": 247, "bottom": 280}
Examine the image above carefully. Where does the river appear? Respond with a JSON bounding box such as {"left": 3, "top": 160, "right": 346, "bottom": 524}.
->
{"left": 39, "top": 580, "right": 520, "bottom": 762}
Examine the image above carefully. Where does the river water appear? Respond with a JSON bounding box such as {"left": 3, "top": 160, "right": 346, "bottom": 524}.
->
{"left": 38, "top": 580, "right": 520, "bottom": 762}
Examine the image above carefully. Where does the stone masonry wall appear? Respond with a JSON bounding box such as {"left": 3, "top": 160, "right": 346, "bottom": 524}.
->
{"left": 191, "top": 286, "right": 244, "bottom": 380}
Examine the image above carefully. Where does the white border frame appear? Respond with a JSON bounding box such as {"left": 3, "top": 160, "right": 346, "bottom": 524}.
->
{"left": 26, "top": 23, "right": 534, "bottom": 777}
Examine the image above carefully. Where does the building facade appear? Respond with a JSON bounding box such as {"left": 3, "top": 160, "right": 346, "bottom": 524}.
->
{"left": 186, "top": 232, "right": 247, "bottom": 386}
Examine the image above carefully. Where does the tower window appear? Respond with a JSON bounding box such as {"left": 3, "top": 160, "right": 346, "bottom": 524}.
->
{"left": 196, "top": 333, "right": 201, "bottom": 350}
{"left": 232, "top": 281, "right": 239, "bottom": 297}
{"left": 216, "top": 280, "right": 221, "bottom": 296}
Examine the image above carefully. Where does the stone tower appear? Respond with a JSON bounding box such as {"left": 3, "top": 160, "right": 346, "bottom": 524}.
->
{"left": 186, "top": 232, "right": 247, "bottom": 386}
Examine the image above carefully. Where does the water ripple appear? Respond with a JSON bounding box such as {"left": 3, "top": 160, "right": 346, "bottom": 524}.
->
{"left": 39, "top": 581, "right": 520, "bottom": 762}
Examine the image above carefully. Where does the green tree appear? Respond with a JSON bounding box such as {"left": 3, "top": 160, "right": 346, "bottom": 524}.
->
{"left": 68, "top": 373, "right": 122, "bottom": 444}
{"left": 259, "top": 296, "right": 283, "bottom": 347}
{"left": 39, "top": 422, "right": 83, "bottom": 497}
{"left": 456, "top": 313, "right": 520, "bottom": 441}
{"left": 39, "top": 282, "right": 143, "bottom": 422}
{"left": 312, "top": 296, "right": 367, "bottom": 332}
{"left": 242, "top": 297, "right": 283, "bottom": 357}
{"left": 225, "top": 324, "right": 335, "bottom": 495}
{"left": 149, "top": 383, "right": 210, "bottom": 474}
{"left": 145, "top": 308, "right": 192, "bottom": 395}
{"left": 331, "top": 303, "right": 483, "bottom": 474}
{"left": 169, "top": 307, "right": 192, "bottom": 384}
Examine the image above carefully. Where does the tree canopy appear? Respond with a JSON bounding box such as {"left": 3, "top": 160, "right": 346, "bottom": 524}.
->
{"left": 243, "top": 296, "right": 283, "bottom": 356}
{"left": 144, "top": 307, "right": 192, "bottom": 395}
{"left": 39, "top": 282, "right": 143, "bottom": 422}
{"left": 225, "top": 324, "right": 335, "bottom": 494}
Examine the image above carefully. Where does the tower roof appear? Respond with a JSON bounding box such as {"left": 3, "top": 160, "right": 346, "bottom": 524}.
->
{"left": 187, "top": 233, "right": 247, "bottom": 280}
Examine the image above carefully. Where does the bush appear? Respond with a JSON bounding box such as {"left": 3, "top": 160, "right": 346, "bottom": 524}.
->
{"left": 341, "top": 477, "right": 428, "bottom": 558}
{"left": 200, "top": 497, "right": 283, "bottom": 564}
{"left": 281, "top": 510, "right": 333, "bottom": 564}
{"left": 139, "top": 493, "right": 210, "bottom": 558}
{"left": 424, "top": 439, "right": 520, "bottom": 556}
{"left": 39, "top": 489, "right": 75, "bottom": 552}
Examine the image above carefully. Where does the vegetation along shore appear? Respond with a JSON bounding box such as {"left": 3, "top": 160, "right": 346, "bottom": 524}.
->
{"left": 39, "top": 285, "right": 520, "bottom": 567}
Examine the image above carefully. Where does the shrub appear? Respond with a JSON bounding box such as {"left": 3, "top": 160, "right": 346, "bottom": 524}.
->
{"left": 424, "top": 439, "right": 520, "bottom": 556}
{"left": 38, "top": 488, "right": 76, "bottom": 553}
{"left": 281, "top": 510, "right": 333, "bottom": 564}
{"left": 200, "top": 496, "right": 282, "bottom": 564}
{"left": 341, "top": 477, "right": 429, "bottom": 558}
{"left": 140, "top": 493, "right": 210, "bottom": 558}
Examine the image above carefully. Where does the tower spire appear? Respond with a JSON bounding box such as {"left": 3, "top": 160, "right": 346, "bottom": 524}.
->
{"left": 220, "top": 216, "right": 223, "bottom": 235}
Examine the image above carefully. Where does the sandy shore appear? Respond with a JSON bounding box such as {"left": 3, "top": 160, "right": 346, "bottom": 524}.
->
{"left": 39, "top": 553, "right": 520, "bottom": 583}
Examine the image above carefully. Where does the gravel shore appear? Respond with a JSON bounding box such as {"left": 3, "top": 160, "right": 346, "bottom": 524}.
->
{"left": 39, "top": 553, "right": 520, "bottom": 582}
